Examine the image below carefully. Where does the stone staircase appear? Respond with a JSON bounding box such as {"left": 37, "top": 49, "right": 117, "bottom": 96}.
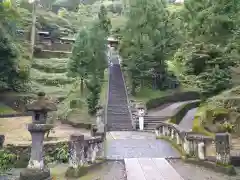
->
{"left": 106, "top": 63, "right": 132, "bottom": 131}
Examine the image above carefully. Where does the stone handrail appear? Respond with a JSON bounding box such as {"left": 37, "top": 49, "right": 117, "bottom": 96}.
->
{"left": 66, "top": 134, "right": 104, "bottom": 177}
{"left": 155, "top": 122, "right": 231, "bottom": 166}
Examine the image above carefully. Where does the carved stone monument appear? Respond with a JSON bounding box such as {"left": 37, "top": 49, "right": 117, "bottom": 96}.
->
{"left": 215, "top": 133, "right": 231, "bottom": 165}
{"left": 26, "top": 92, "right": 57, "bottom": 124}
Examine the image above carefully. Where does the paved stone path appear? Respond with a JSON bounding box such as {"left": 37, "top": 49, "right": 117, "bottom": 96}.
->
{"left": 147, "top": 102, "right": 187, "bottom": 117}
{"left": 105, "top": 131, "right": 180, "bottom": 160}
{"left": 168, "top": 159, "right": 240, "bottom": 180}
{"left": 125, "top": 158, "right": 184, "bottom": 180}
{"left": 178, "top": 108, "right": 198, "bottom": 131}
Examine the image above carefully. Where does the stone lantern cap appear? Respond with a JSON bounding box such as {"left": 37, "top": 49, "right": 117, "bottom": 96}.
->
{"left": 26, "top": 92, "right": 57, "bottom": 112}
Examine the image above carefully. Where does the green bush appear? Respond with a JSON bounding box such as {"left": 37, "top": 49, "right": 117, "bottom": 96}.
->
{"left": 146, "top": 91, "right": 201, "bottom": 109}
{"left": 0, "top": 149, "right": 17, "bottom": 172}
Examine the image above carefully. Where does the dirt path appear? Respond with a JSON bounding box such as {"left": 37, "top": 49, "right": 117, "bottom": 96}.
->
{"left": 0, "top": 116, "right": 90, "bottom": 145}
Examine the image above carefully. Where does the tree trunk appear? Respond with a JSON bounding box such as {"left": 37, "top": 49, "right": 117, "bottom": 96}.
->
{"left": 80, "top": 78, "right": 84, "bottom": 96}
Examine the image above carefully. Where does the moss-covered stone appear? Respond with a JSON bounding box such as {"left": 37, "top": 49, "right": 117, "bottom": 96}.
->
{"left": 65, "top": 166, "right": 88, "bottom": 178}
{"left": 19, "top": 168, "right": 51, "bottom": 180}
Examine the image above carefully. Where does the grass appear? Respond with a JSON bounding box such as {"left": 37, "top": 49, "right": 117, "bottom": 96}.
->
{"left": 30, "top": 81, "right": 72, "bottom": 98}
{"left": 0, "top": 104, "right": 16, "bottom": 115}
{"left": 32, "top": 58, "right": 68, "bottom": 73}
{"left": 30, "top": 68, "right": 75, "bottom": 86}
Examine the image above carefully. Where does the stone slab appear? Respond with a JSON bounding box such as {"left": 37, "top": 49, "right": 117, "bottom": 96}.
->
{"left": 153, "top": 158, "right": 184, "bottom": 180}
{"left": 124, "top": 158, "right": 146, "bottom": 180}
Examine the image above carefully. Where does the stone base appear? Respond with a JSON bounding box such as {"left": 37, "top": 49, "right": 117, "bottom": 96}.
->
{"left": 19, "top": 168, "right": 51, "bottom": 180}
{"left": 65, "top": 166, "right": 88, "bottom": 178}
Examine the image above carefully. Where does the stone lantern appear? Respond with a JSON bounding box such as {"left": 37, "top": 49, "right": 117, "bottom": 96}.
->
{"left": 20, "top": 92, "right": 57, "bottom": 180}
{"left": 26, "top": 92, "right": 57, "bottom": 124}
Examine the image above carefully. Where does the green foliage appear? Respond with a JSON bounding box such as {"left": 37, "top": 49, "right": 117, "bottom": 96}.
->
{"left": 0, "top": 149, "right": 16, "bottom": 172}
{"left": 45, "top": 144, "right": 69, "bottom": 164}
{"left": 98, "top": 4, "right": 112, "bottom": 34}
{"left": 119, "top": 0, "right": 180, "bottom": 94}
{"left": 169, "top": 0, "right": 240, "bottom": 97}
{"left": 0, "top": 28, "right": 28, "bottom": 92}
{"left": 172, "top": 43, "right": 234, "bottom": 96}
{"left": 86, "top": 77, "right": 101, "bottom": 115}
{"left": 68, "top": 20, "right": 107, "bottom": 114}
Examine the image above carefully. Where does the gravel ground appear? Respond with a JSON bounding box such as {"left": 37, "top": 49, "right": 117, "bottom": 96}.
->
{"left": 168, "top": 159, "right": 240, "bottom": 180}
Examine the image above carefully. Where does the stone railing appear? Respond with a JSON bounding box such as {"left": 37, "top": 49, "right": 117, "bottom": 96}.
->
{"left": 66, "top": 134, "right": 104, "bottom": 177}
{"left": 155, "top": 122, "right": 232, "bottom": 167}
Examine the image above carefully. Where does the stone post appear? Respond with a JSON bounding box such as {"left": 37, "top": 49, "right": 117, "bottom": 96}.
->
{"left": 183, "top": 136, "right": 190, "bottom": 156}
{"left": 171, "top": 128, "right": 175, "bottom": 140}
{"left": 20, "top": 124, "right": 53, "bottom": 180}
{"left": 96, "top": 140, "right": 104, "bottom": 159}
{"left": 0, "top": 135, "right": 5, "bottom": 148}
{"left": 66, "top": 134, "right": 86, "bottom": 178}
{"left": 176, "top": 133, "right": 181, "bottom": 145}
{"left": 138, "top": 108, "right": 145, "bottom": 131}
{"left": 198, "top": 141, "right": 205, "bottom": 160}
{"left": 215, "top": 133, "right": 231, "bottom": 165}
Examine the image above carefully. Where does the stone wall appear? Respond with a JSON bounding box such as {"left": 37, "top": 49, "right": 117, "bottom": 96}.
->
{"left": 3, "top": 141, "right": 68, "bottom": 168}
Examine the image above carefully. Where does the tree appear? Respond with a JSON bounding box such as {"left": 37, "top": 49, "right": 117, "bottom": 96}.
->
{"left": 68, "top": 21, "right": 107, "bottom": 115}
{"left": 170, "top": 0, "right": 240, "bottom": 96}
{"left": 0, "top": 28, "right": 28, "bottom": 92}
{"left": 68, "top": 28, "right": 90, "bottom": 95}
{"left": 119, "top": 0, "right": 178, "bottom": 94}
{"left": 98, "top": 4, "right": 111, "bottom": 34}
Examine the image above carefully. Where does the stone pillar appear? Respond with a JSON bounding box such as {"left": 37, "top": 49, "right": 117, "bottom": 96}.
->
{"left": 20, "top": 124, "right": 53, "bottom": 180}
{"left": 96, "top": 141, "right": 104, "bottom": 159}
{"left": 66, "top": 134, "right": 86, "bottom": 178}
{"left": 162, "top": 126, "right": 166, "bottom": 136}
{"left": 215, "top": 133, "right": 231, "bottom": 165}
{"left": 198, "top": 142, "right": 205, "bottom": 160}
{"left": 155, "top": 129, "right": 160, "bottom": 136}
{"left": 183, "top": 136, "right": 190, "bottom": 155}
{"left": 176, "top": 133, "right": 181, "bottom": 145}
{"left": 0, "top": 135, "right": 5, "bottom": 148}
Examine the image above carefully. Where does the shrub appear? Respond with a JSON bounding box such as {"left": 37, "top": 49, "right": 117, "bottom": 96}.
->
{"left": 146, "top": 91, "right": 201, "bottom": 109}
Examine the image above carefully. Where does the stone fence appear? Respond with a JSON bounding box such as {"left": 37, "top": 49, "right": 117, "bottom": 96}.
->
{"left": 66, "top": 134, "right": 104, "bottom": 178}
{"left": 155, "top": 122, "right": 235, "bottom": 174}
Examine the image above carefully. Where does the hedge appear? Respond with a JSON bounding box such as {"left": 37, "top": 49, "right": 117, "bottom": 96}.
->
{"left": 146, "top": 91, "right": 201, "bottom": 109}
{"left": 170, "top": 100, "right": 201, "bottom": 124}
